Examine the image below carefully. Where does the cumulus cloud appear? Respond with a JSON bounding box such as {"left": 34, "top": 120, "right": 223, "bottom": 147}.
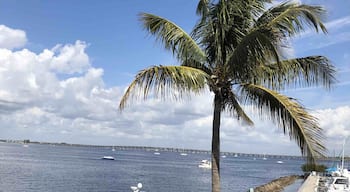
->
{"left": 0, "top": 36, "right": 117, "bottom": 139}
{"left": 0, "top": 25, "right": 27, "bottom": 49}
{"left": 315, "top": 106, "right": 350, "bottom": 149}
{"left": 49, "top": 40, "right": 90, "bottom": 74}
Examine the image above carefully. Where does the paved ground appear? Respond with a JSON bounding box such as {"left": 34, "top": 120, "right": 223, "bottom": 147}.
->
{"left": 297, "top": 175, "right": 319, "bottom": 192}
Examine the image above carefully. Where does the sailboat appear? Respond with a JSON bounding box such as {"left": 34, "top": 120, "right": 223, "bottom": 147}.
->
{"left": 262, "top": 154, "right": 267, "bottom": 160}
{"left": 325, "top": 139, "right": 350, "bottom": 192}
{"left": 180, "top": 151, "right": 188, "bottom": 156}
{"left": 179, "top": 130, "right": 187, "bottom": 156}
{"left": 153, "top": 149, "right": 160, "bottom": 155}
{"left": 179, "top": 147, "right": 187, "bottom": 156}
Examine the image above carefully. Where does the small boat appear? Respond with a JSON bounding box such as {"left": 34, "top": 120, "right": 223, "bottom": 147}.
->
{"left": 234, "top": 154, "right": 238, "bottom": 158}
{"left": 276, "top": 160, "right": 284, "bottom": 164}
{"left": 23, "top": 144, "right": 29, "bottom": 148}
{"left": 221, "top": 155, "right": 226, "bottom": 158}
{"left": 262, "top": 154, "right": 267, "bottom": 160}
{"left": 130, "top": 183, "right": 143, "bottom": 192}
{"left": 198, "top": 160, "right": 211, "bottom": 169}
{"left": 153, "top": 152, "right": 160, "bottom": 155}
{"left": 180, "top": 153, "right": 188, "bottom": 156}
{"left": 326, "top": 176, "right": 350, "bottom": 192}
{"left": 101, "top": 156, "right": 115, "bottom": 160}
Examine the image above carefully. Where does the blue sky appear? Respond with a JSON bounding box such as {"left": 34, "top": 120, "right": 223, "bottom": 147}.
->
{"left": 0, "top": 0, "right": 349, "bottom": 156}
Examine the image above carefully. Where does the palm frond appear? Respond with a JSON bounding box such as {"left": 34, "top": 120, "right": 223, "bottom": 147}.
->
{"left": 181, "top": 58, "right": 213, "bottom": 75}
{"left": 196, "top": 0, "right": 210, "bottom": 17}
{"left": 119, "top": 65, "right": 210, "bottom": 110}
{"left": 222, "top": 90, "right": 254, "bottom": 126}
{"left": 255, "top": 1, "right": 327, "bottom": 37}
{"left": 226, "top": 27, "right": 281, "bottom": 80}
{"left": 239, "top": 83, "right": 326, "bottom": 162}
{"left": 140, "top": 13, "right": 206, "bottom": 63}
{"left": 252, "top": 56, "right": 336, "bottom": 90}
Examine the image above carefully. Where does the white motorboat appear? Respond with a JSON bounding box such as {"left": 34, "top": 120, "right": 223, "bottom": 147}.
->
{"left": 180, "top": 152, "right": 188, "bottom": 156}
{"left": 198, "top": 160, "right": 211, "bottom": 169}
{"left": 327, "top": 176, "right": 350, "bottom": 192}
{"left": 276, "top": 160, "right": 284, "bottom": 164}
{"left": 101, "top": 156, "right": 115, "bottom": 160}
{"left": 130, "top": 183, "right": 143, "bottom": 192}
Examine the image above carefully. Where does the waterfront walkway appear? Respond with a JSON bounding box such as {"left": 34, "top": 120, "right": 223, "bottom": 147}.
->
{"left": 298, "top": 175, "right": 319, "bottom": 192}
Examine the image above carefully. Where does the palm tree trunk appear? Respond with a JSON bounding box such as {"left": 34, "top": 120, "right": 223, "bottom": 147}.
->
{"left": 212, "top": 93, "right": 221, "bottom": 192}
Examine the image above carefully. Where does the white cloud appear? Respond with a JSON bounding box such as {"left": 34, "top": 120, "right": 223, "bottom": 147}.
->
{"left": 316, "top": 106, "right": 350, "bottom": 139}
{"left": 310, "top": 32, "right": 350, "bottom": 50}
{"left": 0, "top": 25, "right": 27, "bottom": 49}
{"left": 325, "top": 15, "right": 350, "bottom": 31}
{"left": 297, "top": 15, "right": 350, "bottom": 39}
{"left": 49, "top": 40, "right": 90, "bottom": 74}
{"left": 315, "top": 106, "right": 350, "bottom": 153}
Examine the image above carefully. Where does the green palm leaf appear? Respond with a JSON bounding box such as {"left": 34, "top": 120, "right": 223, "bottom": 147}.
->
{"left": 256, "top": 1, "right": 327, "bottom": 37}
{"left": 196, "top": 0, "right": 210, "bottom": 17}
{"left": 226, "top": 27, "right": 281, "bottom": 80}
{"left": 140, "top": 13, "right": 206, "bottom": 63}
{"left": 181, "top": 58, "right": 213, "bottom": 75}
{"left": 119, "top": 65, "right": 210, "bottom": 110}
{"left": 222, "top": 90, "right": 254, "bottom": 126}
{"left": 239, "top": 83, "right": 326, "bottom": 162}
{"left": 252, "top": 56, "right": 336, "bottom": 89}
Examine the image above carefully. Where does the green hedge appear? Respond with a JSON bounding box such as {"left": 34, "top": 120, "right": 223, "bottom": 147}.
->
{"left": 301, "top": 163, "right": 327, "bottom": 172}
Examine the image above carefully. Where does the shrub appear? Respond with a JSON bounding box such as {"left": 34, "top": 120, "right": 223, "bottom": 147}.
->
{"left": 301, "top": 163, "right": 327, "bottom": 172}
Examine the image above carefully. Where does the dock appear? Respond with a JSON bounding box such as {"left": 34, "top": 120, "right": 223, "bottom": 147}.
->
{"left": 298, "top": 174, "right": 319, "bottom": 192}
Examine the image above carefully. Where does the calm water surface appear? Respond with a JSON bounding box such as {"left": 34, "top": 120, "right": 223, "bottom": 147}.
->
{"left": 0, "top": 143, "right": 305, "bottom": 192}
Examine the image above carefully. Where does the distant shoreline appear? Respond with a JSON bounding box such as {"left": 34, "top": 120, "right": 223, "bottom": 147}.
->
{"left": 0, "top": 138, "right": 302, "bottom": 160}
{"left": 0, "top": 139, "right": 338, "bottom": 160}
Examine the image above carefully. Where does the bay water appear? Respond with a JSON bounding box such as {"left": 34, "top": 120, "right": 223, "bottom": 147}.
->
{"left": 0, "top": 143, "right": 304, "bottom": 192}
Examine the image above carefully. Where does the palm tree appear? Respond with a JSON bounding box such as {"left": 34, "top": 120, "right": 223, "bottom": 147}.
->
{"left": 119, "top": 1, "right": 336, "bottom": 191}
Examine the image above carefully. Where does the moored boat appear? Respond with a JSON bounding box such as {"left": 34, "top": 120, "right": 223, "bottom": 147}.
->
{"left": 326, "top": 176, "right": 350, "bottom": 192}
{"left": 101, "top": 156, "right": 115, "bottom": 160}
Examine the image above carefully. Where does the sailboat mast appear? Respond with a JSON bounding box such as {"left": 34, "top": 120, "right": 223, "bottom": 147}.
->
{"left": 342, "top": 139, "right": 345, "bottom": 171}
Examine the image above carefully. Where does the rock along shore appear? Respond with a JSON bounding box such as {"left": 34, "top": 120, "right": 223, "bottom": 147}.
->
{"left": 253, "top": 175, "right": 302, "bottom": 192}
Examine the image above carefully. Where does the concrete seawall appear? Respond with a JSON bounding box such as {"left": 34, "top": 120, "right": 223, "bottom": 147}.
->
{"left": 297, "top": 175, "right": 319, "bottom": 192}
